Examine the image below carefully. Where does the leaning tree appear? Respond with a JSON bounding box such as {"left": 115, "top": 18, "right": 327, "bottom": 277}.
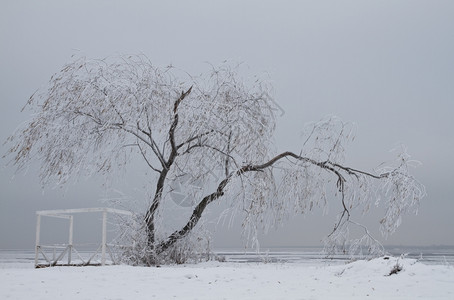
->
{"left": 6, "top": 55, "right": 425, "bottom": 264}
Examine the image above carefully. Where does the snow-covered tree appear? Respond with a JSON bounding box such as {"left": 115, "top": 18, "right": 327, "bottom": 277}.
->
{"left": 6, "top": 55, "right": 425, "bottom": 264}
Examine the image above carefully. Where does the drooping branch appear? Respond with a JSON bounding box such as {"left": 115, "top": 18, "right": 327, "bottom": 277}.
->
{"left": 225, "top": 131, "right": 232, "bottom": 177}
{"left": 137, "top": 143, "right": 161, "bottom": 173}
{"left": 176, "top": 130, "right": 214, "bottom": 150}
{"left": 148, "top": 135, "right": 167, "bottom": 170}
{"left": 156, "top": 151, "right": 386, "bottom": 254}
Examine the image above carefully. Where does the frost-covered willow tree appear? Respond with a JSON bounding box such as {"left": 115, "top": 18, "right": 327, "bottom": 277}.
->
{"left": 6, "top": 55, "right": 425, "bottom": 264}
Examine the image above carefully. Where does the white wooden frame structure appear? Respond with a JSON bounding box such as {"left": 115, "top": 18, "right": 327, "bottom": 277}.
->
{"left": 35, "top": 208, "right": 133, "bottom": 268}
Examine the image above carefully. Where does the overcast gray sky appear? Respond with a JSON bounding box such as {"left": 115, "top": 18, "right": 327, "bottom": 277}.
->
{"left": 1, "top": 0, "right": 454, "bottom": 250}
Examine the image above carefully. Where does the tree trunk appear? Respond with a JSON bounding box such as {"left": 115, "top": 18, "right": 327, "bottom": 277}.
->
{"left": 145, "top": 169, "right": 169, "bottom": 248}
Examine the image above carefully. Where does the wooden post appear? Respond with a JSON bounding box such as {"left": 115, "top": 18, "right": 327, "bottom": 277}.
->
{"left": 101, "top": 210, "right": 107, "bottom": 266}
{"left": 68, "top": 215, "right": 73, "bottom": 265}
{"left": 35, "top": 214, "right": 41, "bottom": 267}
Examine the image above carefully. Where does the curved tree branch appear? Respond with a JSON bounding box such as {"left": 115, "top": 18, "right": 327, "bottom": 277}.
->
{"left": 156, "top": 151, "right": 386, "bottom": 254}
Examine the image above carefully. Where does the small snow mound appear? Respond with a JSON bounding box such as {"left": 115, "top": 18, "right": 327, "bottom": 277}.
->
{"left": 335, "top": 256, "right": 417, "bottom": 277}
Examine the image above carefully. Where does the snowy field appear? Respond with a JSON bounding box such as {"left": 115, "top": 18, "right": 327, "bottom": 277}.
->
{"left": 1, "top": 249, "right": 453, "bottom": 299}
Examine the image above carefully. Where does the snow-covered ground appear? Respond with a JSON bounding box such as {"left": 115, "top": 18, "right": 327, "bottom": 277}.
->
{"left": 1, "top": 256, "right": 453, "bottom": 299}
